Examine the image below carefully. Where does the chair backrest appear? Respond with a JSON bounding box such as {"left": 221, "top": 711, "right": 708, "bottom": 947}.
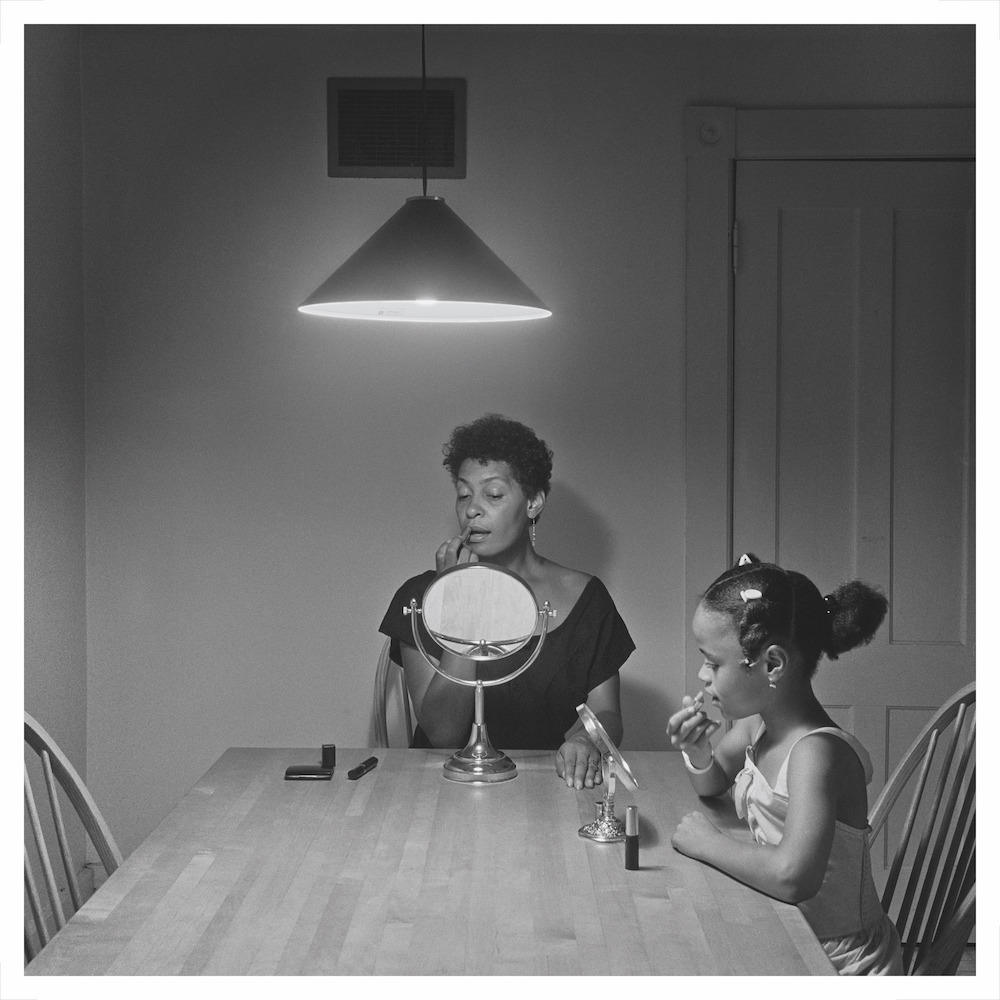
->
{"left": 24, "top": 711, "right": 124, "bottom": 962}
{"left": 373, "top": 637, "right": 414, "bottom": 748}
{"left": 868, "top": 681, "right": 975, "bottom": 975}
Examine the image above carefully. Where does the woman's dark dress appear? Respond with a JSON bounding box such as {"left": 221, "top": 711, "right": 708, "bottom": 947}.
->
{"left": 379, "top": 571, "right": 634, "bottom": 749}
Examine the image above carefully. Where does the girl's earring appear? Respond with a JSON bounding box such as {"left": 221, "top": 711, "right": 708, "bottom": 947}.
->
{"left": 768, "top": 677, "right": 777, "bottom": 690}
{"left": 530, "top": 517, "right": 537, "bottom": 547}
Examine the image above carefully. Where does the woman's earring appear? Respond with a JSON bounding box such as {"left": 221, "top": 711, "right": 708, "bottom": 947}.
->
{"left": 530, "top": 517, "right": 537, "bottom": 546}
{"left": 768, "top": 677, "right": 777, "bottom": 690}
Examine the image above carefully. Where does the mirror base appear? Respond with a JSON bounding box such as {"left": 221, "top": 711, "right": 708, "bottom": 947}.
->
{"left": 443, "top": 750, "right": 517, "bottom": 783}
{"left": 579, "top": 797, "right": 626, "bottom": 842}
{"left": 578, "top": 815, "right": 626, "bottom": 842}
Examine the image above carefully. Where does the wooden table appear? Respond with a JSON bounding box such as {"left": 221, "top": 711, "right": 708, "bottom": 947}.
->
{"left": 26, "top": 747, "right": 835, "bottom": 976}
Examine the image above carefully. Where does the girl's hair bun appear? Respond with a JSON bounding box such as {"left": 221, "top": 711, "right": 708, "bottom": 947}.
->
{"left": 702, "top": 555, "right": 888, "bottom": 673}
{"left": 822, "top": 581, "right": 888, "bottom": 659}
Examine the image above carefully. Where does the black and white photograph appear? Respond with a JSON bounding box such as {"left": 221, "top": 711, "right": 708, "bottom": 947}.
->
{"left": 10, "top": 1, "right": 995, "bottom": 997}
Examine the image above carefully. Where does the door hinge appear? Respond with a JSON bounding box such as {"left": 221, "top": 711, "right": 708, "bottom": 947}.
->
{"left": 731, "top": 220, "right": 740, "bottom": 276}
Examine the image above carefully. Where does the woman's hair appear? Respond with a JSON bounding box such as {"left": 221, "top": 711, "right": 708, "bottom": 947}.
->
{"left": 700, "top": 553, "right": 887, "bottom": 674}
{"left": 442, "top": 414, "right": 553, "bottom": 500}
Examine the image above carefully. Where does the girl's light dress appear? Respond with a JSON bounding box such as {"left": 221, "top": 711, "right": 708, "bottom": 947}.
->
{"left": 734, "top": 725, "right": 903, "bottom": 975}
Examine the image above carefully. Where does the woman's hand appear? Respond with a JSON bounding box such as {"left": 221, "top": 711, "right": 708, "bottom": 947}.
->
{"left": 435, "top": 525, "right": 479, "bottom": 574}
{"left": 666, "top": 692, "right": 720, "bottom": 768}
{"left": 556, "top": 735, "right": 604, "bottom": 789}
{"left": 671, "top": 810, "right": 722, "bottom": 859}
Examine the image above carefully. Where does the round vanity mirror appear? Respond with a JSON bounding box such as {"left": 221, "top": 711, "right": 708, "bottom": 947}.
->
{"left": 576, "top": 703, "right": 638, "bottom": 842}
{"left": 420, "top": 562, "right": 540, "bottom": 660}
{"left": 577, "top": 704, "right": 638, "bottom": 791}
{"left": 404, "top": 562, "right": 555, "bottom": 782}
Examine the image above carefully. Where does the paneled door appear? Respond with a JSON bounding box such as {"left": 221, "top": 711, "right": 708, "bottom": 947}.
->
{"left": 731, "top": 160, "right": 975, "bottom": 883}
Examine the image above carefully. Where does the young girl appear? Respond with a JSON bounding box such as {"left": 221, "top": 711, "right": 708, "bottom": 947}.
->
{"left": 667, "top": 553, "right": 903, "bottom": 976}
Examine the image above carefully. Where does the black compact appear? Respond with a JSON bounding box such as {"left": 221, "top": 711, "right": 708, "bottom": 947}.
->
{"left": 284, "top": 744, "right": 336, "bottom": 780}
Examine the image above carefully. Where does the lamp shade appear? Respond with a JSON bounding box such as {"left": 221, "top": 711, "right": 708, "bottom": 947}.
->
{"left": 298, "top": 196, "right": 551, "bottom": 322}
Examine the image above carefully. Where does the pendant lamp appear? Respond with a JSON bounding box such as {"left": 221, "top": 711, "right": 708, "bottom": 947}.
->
{"left": 298, "top": 28, "right": 550, "bottom": 323}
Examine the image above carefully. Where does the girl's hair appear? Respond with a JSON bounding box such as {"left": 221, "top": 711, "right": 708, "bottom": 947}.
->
{"left": 442, "top": 414, "right": 554, "bottom": 500}
{"left": 701, "top": 553, "right": 887, "bottom": 674}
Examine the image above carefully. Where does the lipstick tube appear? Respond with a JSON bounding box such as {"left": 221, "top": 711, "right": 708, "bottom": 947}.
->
{"left": 625, "top": 805, "right": 639, "bottom": 870}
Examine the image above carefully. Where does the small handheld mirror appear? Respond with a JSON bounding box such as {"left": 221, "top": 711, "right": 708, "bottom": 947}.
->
{"left": 404, "top": 562, "right": 555, "bottom": 782}
{"left": 576, "top": 703, "right": 638, "bottom": 842}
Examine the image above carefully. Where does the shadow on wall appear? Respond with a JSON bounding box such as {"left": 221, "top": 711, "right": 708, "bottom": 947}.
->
{"left": 540, "top": 479, "right": 675, "bottom": 750}
{"left": 540, "top": 479, "right": 613, "bottom": 578}
{"left": 619, "top": 675, "right": 673, "bottom": 751}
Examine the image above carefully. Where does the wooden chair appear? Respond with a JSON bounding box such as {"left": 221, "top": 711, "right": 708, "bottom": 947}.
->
{"left": 868, "top": 681, "right": 975, "bottom": 975}
{"left": 24, "top": 711, "right": 124, "bottom": 961}
{"left": 373, "top": 637, "right": 414, "bottom": 748}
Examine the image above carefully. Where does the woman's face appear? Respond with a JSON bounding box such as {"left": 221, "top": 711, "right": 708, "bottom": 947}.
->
{"left": 692, "top": 602, "right": 765, "bottom": 720}
{"left": 454, "top": 459, "right": 531, "bottom": 559}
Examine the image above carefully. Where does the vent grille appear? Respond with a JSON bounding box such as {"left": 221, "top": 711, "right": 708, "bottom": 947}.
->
{"left": 328, "top": 78, "right": 466, "bottom": 178}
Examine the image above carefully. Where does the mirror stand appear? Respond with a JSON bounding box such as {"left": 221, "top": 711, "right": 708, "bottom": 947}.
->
{"left": 404, "top": 563, "right": 555, "bottom": 785}
{"left": 442, "top": 680, "right": 516, "bottom": 783}
{"left": 578, "top": 755, "right": 626, "bottom": 841}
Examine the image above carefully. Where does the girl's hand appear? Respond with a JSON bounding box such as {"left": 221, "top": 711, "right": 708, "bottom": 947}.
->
{"left": 435, "top": 526, "right": 479, "bottom": 573}
{"left": 671, "top": 810, "right": 721, "bottom": 859}
{"left": 666, "top": 692, "right": 720, "bottom": 765}
{"left": 556, "top": 736, "right": 604, "bottom": 789}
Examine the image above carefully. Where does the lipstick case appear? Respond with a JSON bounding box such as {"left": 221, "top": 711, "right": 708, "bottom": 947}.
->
{"left": 625, "top": 805, "right": 639, "bottom": 870}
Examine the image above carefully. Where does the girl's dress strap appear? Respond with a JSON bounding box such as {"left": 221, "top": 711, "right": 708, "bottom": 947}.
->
{"left": 779, "top": 726, "right": 873, "bottom": 787}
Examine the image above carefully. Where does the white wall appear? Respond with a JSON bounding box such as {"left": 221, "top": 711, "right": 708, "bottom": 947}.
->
{"left": 25, "top": 24, "right": 974, "bottom": 856}
{"left": 24, "top": 25, "right": 87, "bottom": 798}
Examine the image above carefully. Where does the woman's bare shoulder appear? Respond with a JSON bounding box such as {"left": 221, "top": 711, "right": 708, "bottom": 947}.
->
{"left": 524, "top": 560, "right": 592, "bottom": 615}
{"left": 545, "top": 562, "right": 592, "bottom": 599}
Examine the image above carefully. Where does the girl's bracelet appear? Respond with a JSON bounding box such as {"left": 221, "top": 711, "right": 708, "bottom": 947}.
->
{"left": 682, "top": 749, "right": 715, "bottom": 774}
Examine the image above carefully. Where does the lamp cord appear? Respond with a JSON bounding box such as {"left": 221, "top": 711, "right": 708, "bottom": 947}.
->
{"left": 420, "top": 24, "right": 427, "bottom": 197}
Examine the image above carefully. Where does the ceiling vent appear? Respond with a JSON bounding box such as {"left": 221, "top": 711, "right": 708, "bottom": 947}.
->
{"left": 327, "top": 77, "right": 467, "bottom": 179}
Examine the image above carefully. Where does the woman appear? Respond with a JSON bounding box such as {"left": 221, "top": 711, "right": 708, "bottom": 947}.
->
{"left": 379, "top": 414, "right": 634, "bottom": 789}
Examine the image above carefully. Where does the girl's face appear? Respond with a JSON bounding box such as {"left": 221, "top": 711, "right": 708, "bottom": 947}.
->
{"left": 693, "top": 602, "right": 766, "bottom": 720}
{"left": 454, "top": 459, "right": 533, "bottom": 560}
